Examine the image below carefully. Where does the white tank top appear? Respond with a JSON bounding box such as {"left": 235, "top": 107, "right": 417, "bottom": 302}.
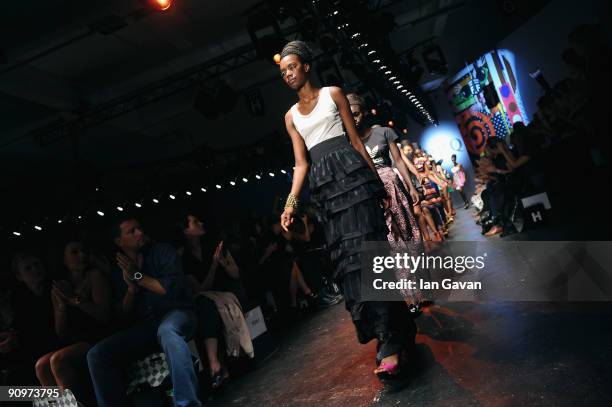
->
{"left": 290, "top": 87, "right": 345, "bottom": 150}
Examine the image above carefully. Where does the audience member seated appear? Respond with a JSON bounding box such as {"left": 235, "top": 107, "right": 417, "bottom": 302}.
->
{"left": 86, "top": 216, "right": 201, "bottom": 407}
{"left": 178, "top": 213, "right": 252, "bottom": 390}
{"left": 35, "top": 240, "right": 111, "bottom": 406}
{"left": 1, "top": 253, "right": 59, "bottom": 390}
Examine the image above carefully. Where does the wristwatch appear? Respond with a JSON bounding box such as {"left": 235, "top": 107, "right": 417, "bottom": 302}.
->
{"left": 131, "top": 272, "right": 143, "bottom": 282}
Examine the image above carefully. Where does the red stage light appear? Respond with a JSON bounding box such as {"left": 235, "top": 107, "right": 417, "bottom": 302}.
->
{"left": 154, "top": 0, "right": 173, "bottom": 11}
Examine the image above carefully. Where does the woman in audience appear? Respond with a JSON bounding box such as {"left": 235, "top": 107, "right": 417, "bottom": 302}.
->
{"left": 1, "top": 253, "right": 59, "bottom": 390}
{"left": 179, "top": 214, "right": 250, "bottom": 389}
{"left": 35, "top": 240, "right": 111, "bottom": 406}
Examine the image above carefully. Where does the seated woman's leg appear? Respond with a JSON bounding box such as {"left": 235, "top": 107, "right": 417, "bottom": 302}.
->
{"left": 49, "top": 342, "right": 94, "bottom": 405}
{"left": 195, "top": 297, "right": 224, "bottom": 377}
{"left": 35, "top": 351, "right": 56, "bottom": 386}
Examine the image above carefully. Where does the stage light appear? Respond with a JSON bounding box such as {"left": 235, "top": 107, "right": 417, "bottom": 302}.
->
{"left": 255, "top": 175, "right": 261, "bottom": 180}
{"left": 13, "top": 231, "right": 21, "bottom": 236}
{"left": 117, "top": 206, "right": 124, "bottom": 211}
{"left": 401, "top": 89, "right": 408, "bottom": 93}
{"left": 384, "top": 70, "right": 392, "bottom": 75}
{"left": 273, "top": 53, "right": 281, "bottom": 64}
{"left": 242, "top": 178, "right": 248, "bottom": 183}
{"left": 403, "top": 128, "right": 408, "bottom": 134}
{"left": 230, "top": 181, "right": 236, "bottom": 186}
{"left": 393, "top": 81, "right": 400, "bottom": 85}
{"left": 34, "top": 225, "right": 42, "bottom": 231}
{"left": 186, "top": 191, "right": 192, "bottom": 196}
{"left": 269, "top": 172, "right": 275, "bottom": 177}
{"left": 141, "top": 0, "right": 173, "bottom": 11}
{"left": 371, "top": 108, "right": 377, "bottom": 115}
{"left": 367, "top": 50, "right": 376, "bottom": 56}
{"left": 397, "top": 85, "right": 404, "bottom": 89}
{"left": 389, "top": 76, "right": 397, "bottom": 80}
{"left": 78, "top": 216, "right": 83, "bottom": 220}
{"left": 280, "top": 169, "right": 287, "bottom": 174}
{"left": 58, "top": 220, "right": 63, "bottom": 224}
{"left": 373, "top": 59, "right": 381, "bottom": 64}
{"left": 201, "top": 187, "right": 207, "bottom": 192}
{"left": 388, "top": 120, "right": 394, "bottom": 127}
{"left": 169, "top": 194, "right": 176, "bottom": 200}
{"left": 135, "top": 203, "right": 142, "bottom": 208}
{"left": 216, "top": 184, "right": 222, "bottom": 189}
{"left": 152, "top": 198, "right": 159, "bottom": 204}
{"left": 97, "top": 211, "right": 105, "bottom": 217}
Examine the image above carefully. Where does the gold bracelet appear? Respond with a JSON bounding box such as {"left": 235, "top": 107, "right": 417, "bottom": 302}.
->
{"left": 285, "top": 193, "right": 299, "bottom": 210}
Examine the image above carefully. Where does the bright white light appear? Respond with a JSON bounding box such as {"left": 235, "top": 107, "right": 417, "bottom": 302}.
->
{"left": 269, "top": 172, "right": 275, "bottom": 177}
{"left": 97, "top": 211, "right": 105, "bottom": 216}
{"left": 77, "top": 216, "right": 82, "bottom": 220}
{"left": 153, "top": 199, "right": 159, "bottom": 204}
{"left": 397, "top": 85, "right": 404, "bottom": 89}
{"left": 230, "top": 181, "right": 236, "bottom": 186}
{"left": 389, "top": 76, "right": 397, "bottom": 80}
{"left": 34, "top": 225, "right": 42, "bottom": 231}
{"left": 117, "top": 206, "right": 124, "bottom": 211}
{"left": 242, "top": 178, "right": 248, "bottom": 183}
{"left": 384, "top": 70, "right": 392, "bottom": 75}
{"left": 393, "top": 80, "right": 400, "bottom": 84}
{"left": 186, "top": 191, "right": 192, "bottom": 196}
{"left": 58, "top": 219, "right": 63, "bottom": 224}
{"left": 216, "top": 184, "right": 221, "bottom": 189}
{"left": 379, "top": 65, "right": 387, "bottom": 70}
{"left": 281, "top": 169, "right": 287, "bottom": 174}
{"left": 373, "top": 59, "right": 381, "bottom": 64}
{"left": 255, "top": 175, "right": 261, "bottom": 180}
{"left": 135, "top": 203, "right": 142, "bottom": 208}
{"left": 367, "top": 50, "right": 376, "bottom": 55}
{"left": 169, "top": 194, "right": 176, "bottom": 200}
{"left": 13, "top": 231, "right": 21, "bottom": 236}
{"left": 201, "top": 187, "right": 207, "bottom": 192}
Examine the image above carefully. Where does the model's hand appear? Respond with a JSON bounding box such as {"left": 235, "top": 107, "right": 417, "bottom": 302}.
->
{"left": 281, "top": 207, "right": 296, "bottom": 232}
{"left": 51, "top": 288, "right": 66, "bottom": 312}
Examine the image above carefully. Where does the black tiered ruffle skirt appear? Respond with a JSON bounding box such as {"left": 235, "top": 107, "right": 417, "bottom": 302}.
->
{"left": 308, "top": 136, "right": 388, "bottom": 282}
{"left": 308, "top": 136, "right": 415, "bottom": 356}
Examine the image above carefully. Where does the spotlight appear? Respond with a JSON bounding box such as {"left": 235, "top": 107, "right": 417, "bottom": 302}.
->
{"left": 269, "top": 172, "right": 275, "bottom": 177}
{"left": 255, "top": 175, "right": 261, "bottom": 179}
{"left": 135, "top": 203, "right": 142, "bottom": 208}
{"left": 384, "top": 70, "right": 392, "bottom": 75}
{"left": 388, "top": 120, "right": 394, "bottom": 127}
{"left": 371, "top": 108, "right": 377, "bottom": 115}
{"left": 78, "top": 216, "right": 83, "bottom": 220}
{"left": 397, "top": 85, "right": 404, "bottom": 89}
{"left": 141, "top": 0, "right": 173, "bottom": 11}
{"left": 13, "top": 231, "right": 21, "bottom": 236}
{"left": 169, "top": 194, "right": 176, "bottom": 200}
{"left": 230, "top": 181, "right": 236, "bottom": 186}
{"left": 280, "top": 169, "right": 287, "bottom": 174}
{"left": 389, "top": 76, "right": 397, "bottom": 81}
{"left": 201, "top": 187, "right": 207, "bottom": 192}
{"left": 403, "top": 129, "right": 408, "bottom": 134}
{"left": 34, "top": 225, "right": 42, "bottom": 231}
{"left": 373, "top": 59, "right": 381, "bottom": 64}
{"left": 152, "top": 198, "right": 159, "bottom": 204}
{"left": 58, "top": 220, "right": 63, "bottom": 224}
{"left": 379, "top": 65, "right": 387, "bottom": 70}
{"left": 273, "top": 53, "right": 281, "bottom": 64}
{"left": 97, "top": 211, "right": 105, "bottom": 217}
{"left": 242, "top": 178, "right": 248, "bottom": 183}
{"left": 216, "top": 184, "right": 222, "bottom": 189}
{"left": 117, "top": 206, "right": 124, "bottom": 211}
{"left": 367, "top": 50, "right": 376, "bottom": 56}
{"left": 393, "top": 81, "right": 400, "bottom": 85}
{"left": 186, "top": 191, "right": 192, "bottom": 196}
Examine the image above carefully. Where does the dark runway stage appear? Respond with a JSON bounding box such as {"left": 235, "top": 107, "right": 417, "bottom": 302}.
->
{"left": 212, "top": 209, "right": 612, "bottom": 407}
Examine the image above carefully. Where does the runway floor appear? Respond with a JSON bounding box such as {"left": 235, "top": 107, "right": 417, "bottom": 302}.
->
{"left": 211, "top": 209, "right": 612, "bottom": 407}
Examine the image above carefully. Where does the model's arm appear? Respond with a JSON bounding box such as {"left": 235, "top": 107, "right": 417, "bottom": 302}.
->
{"left": 400, "top": 152, "right": 422, "bottom": 179}
{"left": 329, "top": 87, "right": 379, "bottom": 175}
{"left": 281, "top": 111, "right": 309, "bottom": 231}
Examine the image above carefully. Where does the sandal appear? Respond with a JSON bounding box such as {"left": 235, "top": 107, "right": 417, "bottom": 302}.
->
{"left": 211, "top": 368, "right": 228, "bottom": 389}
